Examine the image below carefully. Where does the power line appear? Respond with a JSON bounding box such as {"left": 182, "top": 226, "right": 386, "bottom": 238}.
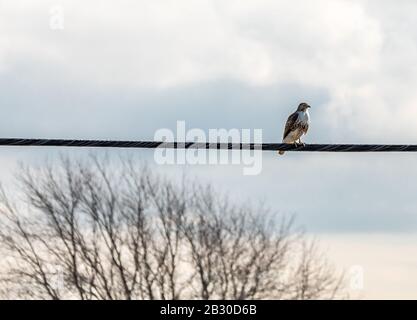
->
{"left": 0, "top": 138, "right": 416, "bottom": 152}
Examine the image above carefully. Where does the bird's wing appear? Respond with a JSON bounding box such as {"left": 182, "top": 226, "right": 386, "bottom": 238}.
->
{"left": 283, "top": 111, "right": 299, "bottom": 140}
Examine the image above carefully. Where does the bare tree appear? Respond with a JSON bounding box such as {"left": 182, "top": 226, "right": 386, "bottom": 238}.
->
{"left": 0, "top": 156, "right": 345, "bottom": 299}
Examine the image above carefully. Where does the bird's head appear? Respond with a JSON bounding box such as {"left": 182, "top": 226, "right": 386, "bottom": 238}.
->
{"left": 297, "top": 102, "right": 311, "bottom": 112}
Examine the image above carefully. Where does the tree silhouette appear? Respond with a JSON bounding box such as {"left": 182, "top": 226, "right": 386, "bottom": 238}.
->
{"left": 0, "top": 156, "right": 344, "bottom": 299}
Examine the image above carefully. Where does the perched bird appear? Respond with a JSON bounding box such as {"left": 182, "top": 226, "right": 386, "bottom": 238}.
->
{"left": 278, "top": 102, "right": 311, "bottom": 155}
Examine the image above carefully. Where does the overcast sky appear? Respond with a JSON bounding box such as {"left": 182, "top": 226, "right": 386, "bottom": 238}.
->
{"left": 1, "top": 0, "right": 417, "bottom": 298}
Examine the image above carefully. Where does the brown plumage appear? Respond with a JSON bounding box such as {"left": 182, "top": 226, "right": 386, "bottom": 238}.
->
{"left": 279, "top": 103, "right": 311, "bottom": 155}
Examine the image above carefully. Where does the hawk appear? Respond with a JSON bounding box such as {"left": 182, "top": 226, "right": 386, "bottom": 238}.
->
{"left": 278, "top": 102, "right": 311, "bottom": 155}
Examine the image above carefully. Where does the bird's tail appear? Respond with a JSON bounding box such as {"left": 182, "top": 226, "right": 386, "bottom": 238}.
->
{"left": 278, "top": 150, "right": 285, "bottom": 155}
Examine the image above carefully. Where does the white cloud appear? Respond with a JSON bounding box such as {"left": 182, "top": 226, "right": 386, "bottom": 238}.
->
{"left": 0, "top": 0, "right": 383, "bottom": 88}
{"left": 3, "top": 0, "right": 417, "bottom": 141}
{"left": 1, "top": 0, "right": 417, "bottom": 231}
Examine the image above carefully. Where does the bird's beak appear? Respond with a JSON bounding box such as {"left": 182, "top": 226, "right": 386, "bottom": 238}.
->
{"left": 308, "top": 105, "right": 311, "bottom": 109}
